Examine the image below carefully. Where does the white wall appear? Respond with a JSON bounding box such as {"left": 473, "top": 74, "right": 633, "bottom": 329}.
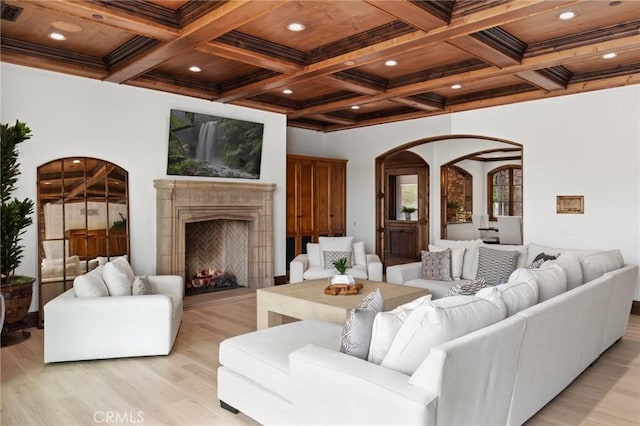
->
{"left": 288, "top": 85, "right": 640, "bottom": 300}
{"left": 1, "top": 63, "right": 287, "bottom": 311}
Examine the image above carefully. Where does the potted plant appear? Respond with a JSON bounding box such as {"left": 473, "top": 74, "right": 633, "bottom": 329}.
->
{"left": 1, "top": 120, "right": 36, "bottom": 344}
{"left": 331, "top": 257, "right": 355, "bottom": 285}
{"left": 401, "top": 205, "right": 417, "bottom": 220}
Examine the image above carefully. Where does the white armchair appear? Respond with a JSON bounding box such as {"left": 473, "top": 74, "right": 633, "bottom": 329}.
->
{"left": 289, "top": 237, "right": 383, "bottom": 283}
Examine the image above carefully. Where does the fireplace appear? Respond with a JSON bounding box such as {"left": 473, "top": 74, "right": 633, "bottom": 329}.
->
{"left": 154, "top": 180, "right": 275, "bottom": 294}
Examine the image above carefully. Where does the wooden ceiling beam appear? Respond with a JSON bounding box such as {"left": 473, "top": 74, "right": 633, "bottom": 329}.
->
{"left": 293, "top": 35, "right": 640, "bottom": 118}
{"left": 363, "top": 1, "right": 449, "bottom": 30}
{"left": 515, "top": 70, "right": 566, "bottom": 91}
{"left": 197, "top": 41, "right": 302, "bottom": 75}
{"left": 0, "top": 50, "right": 107, "bottom": 80}
{"left": 105, "top": 1, "right": 286, "bottom": 83}
{"left": 391, "top": 97, "right": 443, "bottom": 112}
{"left": 28, "top": 0, "right": 180, "bottom": 42}
{"left": 306, "top": 114, "right": 357, "bottom": 126}
{"left": 319, "top": 75, "right": 384, "bottom": 96}
{"left": 215, "top": 0, "right": 577, "bottom": 103}
{"left": 318, "top": 72, "right": 640, "bottom": 132}
{"left": 447, "top": 36, "right": 521, "bottom": 68}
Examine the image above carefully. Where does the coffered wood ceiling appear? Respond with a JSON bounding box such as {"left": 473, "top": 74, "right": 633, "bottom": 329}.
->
{"left": 2, "top": 0, "right": 639, "bottom": 132}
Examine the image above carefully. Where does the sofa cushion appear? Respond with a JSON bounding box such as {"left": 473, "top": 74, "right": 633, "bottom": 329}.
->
{"left": 510, "top": 264, "right": 567, "bottom": 303}
{"left": 447, "top": 277, "right": 487, "bottom": 296}
{"left": 340, "top": 289, "right": 384, "bottom": 359}
{"left": 132, "top": 275, "right": 152, "bottom": 295}
{"left": 477, "top": 280, "right": 538, "bottom": 316}
{"left": 433, "top": 239, "right": 482, "bottom": 280}
{"left": 476, "top": 247, "right": 519, "bottom": 285}
{"left": 421, "top": 249, "right": 452, "bottom": 281}
{"left": 368, "top": 294, "right": 433, "bottom": 364}
{"left": 102, "top": 256, "right": 135, "bottom": 296}
{"left": 580, "top": 250, "right": 624, "bottom": 283}
{"left": 546, "top": 253, "right": 583, "bottom": 290}
{"left": 219, "top": 320, "right": 342, "bottom": 401}
{"left": 525, "top": 242, "right": 602, "bottom": 266}
{"left": 429, "top": 245, "right": 465, "bottom": 280}
{"left": 352, "top": 241, "right": 367, "bottom": 266}
{"left": 41, "top": 255, "right": 82, "bottom": 279}
{"left": 73, "top": 265, "right": 108, "bottom": 297}
{"left": 380, "top": 296, "right": 505, "bottom": 375}
{"left": 319, "top": 237, "right": 353, "bottom": 258}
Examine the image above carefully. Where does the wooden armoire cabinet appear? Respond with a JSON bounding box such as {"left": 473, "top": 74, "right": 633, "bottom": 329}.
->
{"left": 286, "top": 155, "right": 347, "bottom": 268}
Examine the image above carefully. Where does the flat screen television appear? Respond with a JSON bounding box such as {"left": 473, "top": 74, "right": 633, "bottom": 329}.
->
{"left": 167, "top": 109, "right": 264, "bottom": 179}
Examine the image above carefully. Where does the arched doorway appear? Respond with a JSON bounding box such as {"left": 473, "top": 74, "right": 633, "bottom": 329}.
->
{"left": 377, "top": 151, "right": 429, "bottom": 267}
{"left": 376, "top": 134, "right": 522, "bottom": 266}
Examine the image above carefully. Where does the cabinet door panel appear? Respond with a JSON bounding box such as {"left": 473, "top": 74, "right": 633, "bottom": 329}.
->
{"left": 298, "top": 160, "right": 314, "bottom": 235}
{"left": 315, "top": 161, "right": 331, "bottom": 236}
{"left": 329, "top": 162, "right": 346, "bottom": 235}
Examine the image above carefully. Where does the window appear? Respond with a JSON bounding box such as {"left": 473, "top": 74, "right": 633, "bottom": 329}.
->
{"left": 488, "top": 165, "right": 522, "bottom": 220}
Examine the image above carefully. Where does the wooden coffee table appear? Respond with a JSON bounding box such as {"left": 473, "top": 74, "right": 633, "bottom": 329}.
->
{"left": 256, "top": 279, "right": 429, "bottom": 329}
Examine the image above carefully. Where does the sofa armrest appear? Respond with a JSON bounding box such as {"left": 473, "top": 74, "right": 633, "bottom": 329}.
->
{"left": 148, "top": 275, "right": 184, "bottom": 300}
{"left": 366, "top": 254, "right": 383, "bottom": 282}
{"left": 386, "top": 261, "right": 422, "bottom": 284}
{"left": 290, "top": 344, "right": 437, "bottom": 425}
{"left": 290, "top": 254, "right": 309, "bottom": 283}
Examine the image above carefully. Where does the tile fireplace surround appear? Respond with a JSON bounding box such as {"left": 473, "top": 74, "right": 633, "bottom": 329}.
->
{"left": 154, "top": 179, "right": 276, "bottom": 289}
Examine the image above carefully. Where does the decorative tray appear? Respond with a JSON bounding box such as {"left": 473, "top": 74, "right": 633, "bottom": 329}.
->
{"left": 324, "top": 283, "right": 364, "bottom": 296}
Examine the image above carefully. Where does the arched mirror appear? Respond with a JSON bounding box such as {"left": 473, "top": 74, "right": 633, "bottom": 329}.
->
{"left": 37, "top": 158, "right": 129, "bottom": 327}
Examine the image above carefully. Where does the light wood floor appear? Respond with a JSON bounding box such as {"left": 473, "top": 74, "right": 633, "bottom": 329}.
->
{"left": 1, "top": 295, "right": 639, "bottom": 426}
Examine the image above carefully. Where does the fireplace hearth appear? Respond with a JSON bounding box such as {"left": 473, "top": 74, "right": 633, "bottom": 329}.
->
{"left": 154, "top": 180, "right": 275, "bottom": 294}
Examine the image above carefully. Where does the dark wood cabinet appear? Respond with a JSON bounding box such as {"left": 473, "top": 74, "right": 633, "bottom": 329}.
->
{"left": 385, "top": 221, "right": 420, "bottom": 266}
{"left": 286, "top": 155, "right": 347, "bottom": 267}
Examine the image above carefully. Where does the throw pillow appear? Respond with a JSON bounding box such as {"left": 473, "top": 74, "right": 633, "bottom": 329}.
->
{"left": 421, "top": 249, "right": 453, "bottom": 281}
{"left": 132, "top": 275, "right": 152, "bottom": 295}
{"left": 352, "top": 241, "right": 367, "bottom": 266}
{"left": 73, "top": 265, "right": 109, "bottom": 297}
{"left": 476, "top": 247, "right": 519, "bottom": 285}
{"left": 478, "top": 279, "right": 538, "bottom": 316}
{"left": 102, "top": 257, "right": 135, "bottom": 296}
{"left": 580, "top": 249, "right": 624, "bottom": 283}
{"left": 428, "top": 245, "right": 465, "bottom": 280}
{"left": 526, "top": 252, "right": 558, "bottom": 269}
{"left": 340, "top": 288, "right": 384, "bottom": 359}
{"left": 323, "top": 250, "right": 353, "bottom": 269}
{"left": 433, "top": 239, "right": 482, "bottom": 280}
{"left": 447, "top": 277, "right": 487, "bottom": 296}
{"left": 381, "top": 296, "right": 505, "bottom": 375}
{"left": 367, "top": 294, "right": 433, "bottom": 364}
{"left": 510, "top": 264, "right": 567, "bottom": 303}
{"left": 306, "top": 243, "right": 322, "bottom": 268}
{"left": 319, "top": 236, "right": 354, "bottom": 259}
{"left": 546, "top": 253, "right": 583, "bottom": 290}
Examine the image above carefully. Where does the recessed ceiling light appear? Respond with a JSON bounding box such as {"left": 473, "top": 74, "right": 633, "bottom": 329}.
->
{"left": 189, "top": 66, "right": 202, "bottom": 72}
{"left": 385, "top": 59, "right": 398, "bottom": 67}
{"left": 451, "top": 84, "right": 462, "bottom": 89}
{"left": 92, "top": 14, "right": 103, "bottom": 20}
{"left": 558, "top": 11, "right": 577, "bottom": 20}
{"left": 287, "top": 22, "right": 305, "bottom": 32}
{"left": 351, "top": 105, "right": 360, "bottom": 110}
{"left": 609, "top": 1, "right": 622, "bottom": 6}
{"left": 48, "top": 32, "right": 66, "bottom": 41}
{"left": 344, "top": 60, "right": 356, "bottom": 66}
{"left": 602, "top": 52, "right": 617, "bottom": 59}
{"left": 282, "top": 89, "right": 293, "bottom": 94}
{"left": 73, "top": 160, "right": 81, "bottom": 164}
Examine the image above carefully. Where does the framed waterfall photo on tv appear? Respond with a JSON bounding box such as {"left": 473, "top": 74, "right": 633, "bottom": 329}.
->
{"left": 167, "top": 109, "right": 264, "bottom": 179}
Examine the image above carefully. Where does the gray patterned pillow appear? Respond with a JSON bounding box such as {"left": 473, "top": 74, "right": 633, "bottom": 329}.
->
{"left": 421, "top": 249, "right": 453, "bottom": 281}
{"left": 323, "top": 250, "right": 352, "bottom": 269}
{"left": 132, "top": 275, "right": 152, "bottom": 295}
{"left": 476, "top": 247, "right": 519, "bottom": 285}
{"left": 447, "top": 277, "right": 487, "bottom": 296}
{"left": 340, "top": 289, "right": 384, "bottom": 359}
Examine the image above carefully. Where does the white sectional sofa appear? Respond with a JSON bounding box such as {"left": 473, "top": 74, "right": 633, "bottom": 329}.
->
{"left": 44, "top": 258, "right": 184, "bottom": 363}
{"left": 218, "top": 241, "right": 638, "bottom": 425}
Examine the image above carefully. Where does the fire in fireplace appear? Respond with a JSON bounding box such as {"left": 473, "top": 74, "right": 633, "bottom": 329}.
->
{"left": 187, "top": 268, "right": 242, "bottom": 296}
